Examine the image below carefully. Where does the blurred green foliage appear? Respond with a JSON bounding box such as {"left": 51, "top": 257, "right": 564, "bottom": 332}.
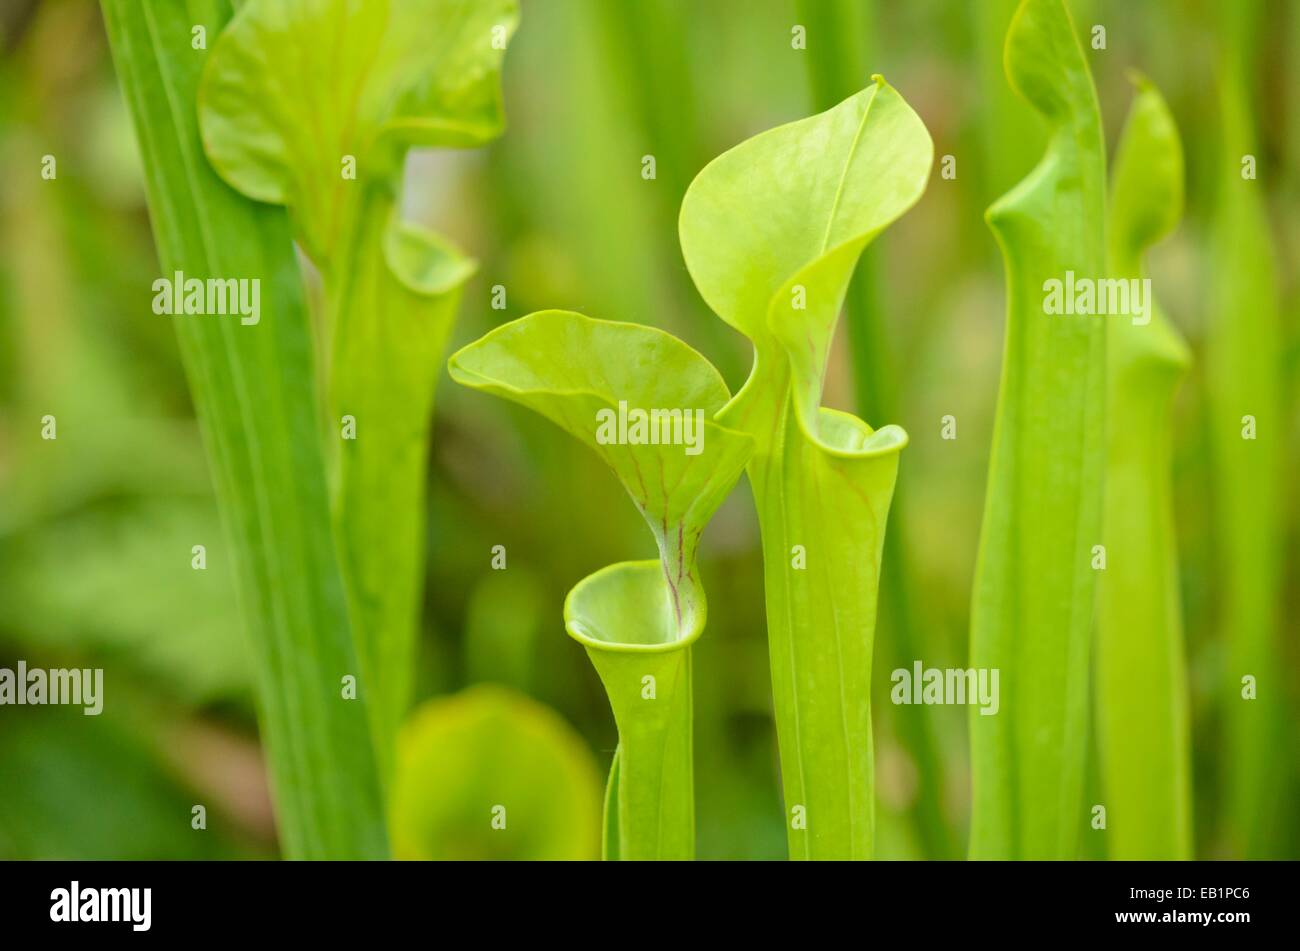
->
{"left": 391, "top": 685, "right": 601, "bottom": 860}
{"left": 1, "top": 0, "right": 1296, "bottom": 859}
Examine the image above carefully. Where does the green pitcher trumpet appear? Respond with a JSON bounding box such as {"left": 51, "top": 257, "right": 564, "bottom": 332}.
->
{"left": 450, "top": 311, "right": 753, "bottom": 859}
{"left": 680, "top": 74, "right": 931, "bottom": 859}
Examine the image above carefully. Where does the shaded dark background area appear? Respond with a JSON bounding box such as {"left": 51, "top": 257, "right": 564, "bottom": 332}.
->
{"left": 0, "top": 0, "right": 1296, "bottom": 859}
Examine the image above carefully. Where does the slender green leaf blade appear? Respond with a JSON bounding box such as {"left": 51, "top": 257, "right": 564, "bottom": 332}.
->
{"left": 100, "top": 0, "right": 387, "bottom": 859}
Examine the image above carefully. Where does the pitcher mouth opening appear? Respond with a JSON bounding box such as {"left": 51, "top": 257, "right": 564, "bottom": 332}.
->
{"left": 563, "top": 560, "right": 705, "bottom": 654}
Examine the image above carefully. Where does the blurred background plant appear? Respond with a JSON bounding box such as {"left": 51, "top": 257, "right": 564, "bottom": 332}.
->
{"left": 0, "top": 0, "right": 1295, "bottom": 859}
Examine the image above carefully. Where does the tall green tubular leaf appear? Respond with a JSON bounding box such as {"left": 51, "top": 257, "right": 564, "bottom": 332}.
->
{"left": 100, "top": 0, "right": 387, "bottom": 859}
{"left": 449, "top": 312, "right": 753, "bottom": 860}
{"left": 795, "top": 0, "right": 955, "bottom": 860}
{"left": 197, "top": 0, "right": 518, "bottom": 776}
{"left": 967, "top": 0, "right": 1106, "bottom": 860}
{"left": 680, "top": 77, "right": 932, "bottom": 859}
{"left": 1208, "top": 0, "right": 1286, "bottom": 858}
{"left": 1097, "top": 76, "right": 1192, "bottom": 860}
